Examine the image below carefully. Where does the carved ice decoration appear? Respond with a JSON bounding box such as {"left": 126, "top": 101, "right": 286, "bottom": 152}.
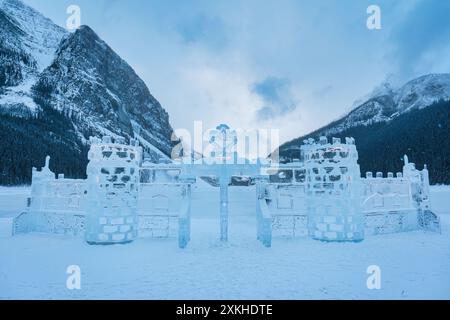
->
{"left": 13, "top": 129, "right": 440, "bottom": 248}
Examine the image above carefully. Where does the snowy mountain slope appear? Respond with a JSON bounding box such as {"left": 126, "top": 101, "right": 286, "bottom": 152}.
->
{"left": 0, "top": 0, "right": 66, "bottom": 114}
{"left": 278, "top": 77, "right": 450, "bottom": 184}
{"left": 0, "top": 8, "right": 31, "bottom": 87}
{"left": 280, "top": 74, "right": 450, "bottom": 147}
{"left": 0, "top": 0, "right": 174, "bottom": 157}
{"left": 33, "top": 25, "right": 175, "bottom": 155}
{"left": 0, "top": 0, "right": 67, "bottom": 71}
{"left": 395, "top": 74, "right": 450, "bottom": 112}
{"left": 311, "top": 74, "right": 450, "bottom": 137}
{"left": 0, "top": 0, "right": 176, "bottom": 184}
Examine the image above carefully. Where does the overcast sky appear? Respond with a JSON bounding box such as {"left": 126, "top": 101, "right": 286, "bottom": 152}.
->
{"left": 25, "top": 0, "right": 450, "bottom": 145}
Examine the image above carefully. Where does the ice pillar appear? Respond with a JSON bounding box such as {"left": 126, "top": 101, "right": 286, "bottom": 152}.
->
{"left": 219, "top": 167, "right": 229, "bottom": 242}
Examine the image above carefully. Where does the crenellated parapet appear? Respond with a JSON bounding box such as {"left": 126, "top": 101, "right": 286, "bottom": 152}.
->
{"left": 87, "top": 136, "right": 142, "bottom": 167}
{"left": 362, "top": 155, "right": 432, "bottom": 212}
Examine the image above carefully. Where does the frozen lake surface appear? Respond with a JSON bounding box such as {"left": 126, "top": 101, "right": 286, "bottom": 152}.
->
{"left": 1, "top": 184, "right": 449, "bottom": 299}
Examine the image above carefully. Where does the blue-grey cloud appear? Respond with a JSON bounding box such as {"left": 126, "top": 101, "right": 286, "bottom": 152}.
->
{"left": 176, "top": 14, "right": 228, "bottom": 50}
{"left": 313, "top": 84, "right": 333, "bottom": 99}
{"left": 252, "top": 77, "right": 299, "bottom": 121}
{"left": 388, "top": 0, "right": 450, "bottom": 78}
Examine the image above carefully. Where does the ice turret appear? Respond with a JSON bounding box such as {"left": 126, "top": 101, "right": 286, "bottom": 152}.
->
{"left": 85, "top": 136, "right": 143, "bottom": 245}
{"left": 301, "top": 137, "right": 364, "bottom": 242}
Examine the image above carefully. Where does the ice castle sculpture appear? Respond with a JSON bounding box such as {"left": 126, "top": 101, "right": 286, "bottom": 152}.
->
{"left": 302, "top": 137, "right": 364, "bottom": 242}
{"left": 12, "top": 129, "right": 440, "bottom": 248}
{"left": 12, "top": 136, "right": 194, "bottom": 248}
{"left": 85, "top": 137, "right": 142, "bottom": 245}
{"left": 255, "top": 136, "right": 440, "bottom": 247}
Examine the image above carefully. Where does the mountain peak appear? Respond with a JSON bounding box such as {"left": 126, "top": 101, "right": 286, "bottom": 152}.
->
{"left": 395, "top": 73, "right": 450, "bottom": 112}
{"left": 326, "top": 73, "right": 450, "bottom": 136}
{"left": 34, "top": 20, "right": 174, "bottom": 157}
{"left": 71, "top": 25, "right": 99, "bottom": 40}
{"left": 60, "top": 24, "right": 109, "bottom": 53}
{"left": 409, "top": 73, "right": 450, "bottom": 81}
{"left": 279, "top": 73, "right": 450, "bottom": 157}
{"left": 77, "top": 24, "right": 95, "bottom": 33}
{"left": 1, "top": 0, "right": 176, "bottom": 184}
{"left": 278, "top": 74, "right": 450, "bottom": 183}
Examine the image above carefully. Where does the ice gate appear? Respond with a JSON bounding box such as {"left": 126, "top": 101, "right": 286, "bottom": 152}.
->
{"left": 13, "top": 125, "right": 440, "bottom": 248}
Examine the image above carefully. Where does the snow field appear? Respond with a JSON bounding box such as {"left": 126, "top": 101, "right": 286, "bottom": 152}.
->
{"left": 0, "top": 185, "right": 449, "bottom": 299}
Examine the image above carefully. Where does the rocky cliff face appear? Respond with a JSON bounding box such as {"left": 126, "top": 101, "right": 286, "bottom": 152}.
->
{"left": 0, "top": 0, "right": 66, "bottom": 116}
{"left": 0, "top": 0, "right": 176, "bottom": 184}
{"left": 0, "top": 9, "right": 31, "bottom": 88}
{"left": 33, "top": 25, "right": 175, "bottom": 156}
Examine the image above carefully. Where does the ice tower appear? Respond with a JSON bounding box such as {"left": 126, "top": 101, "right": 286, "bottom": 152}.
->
{"left": 302, "top": 137, "right": 364, "bottom": 242}
{"left": 85, "top": 136, "right": 142, "bottom": 245}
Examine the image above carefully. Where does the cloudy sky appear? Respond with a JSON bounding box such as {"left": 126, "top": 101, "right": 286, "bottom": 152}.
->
{"left": 25, "top": 0, "right": 450, "bottom": 146}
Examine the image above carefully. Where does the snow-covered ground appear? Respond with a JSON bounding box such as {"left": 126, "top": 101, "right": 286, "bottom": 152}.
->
{"left": 0, "top": 184, "right": 449, "bottom": 300}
